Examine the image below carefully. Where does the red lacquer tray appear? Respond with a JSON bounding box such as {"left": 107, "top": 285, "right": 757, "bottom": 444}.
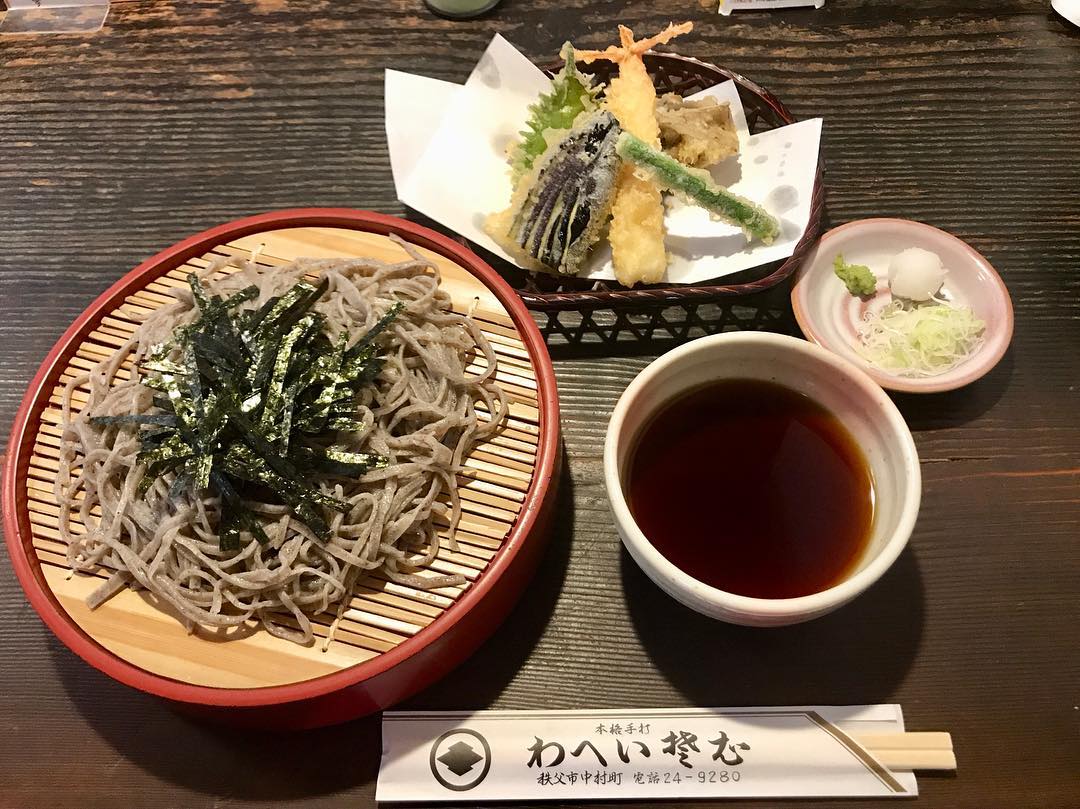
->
{"left": 2, "top": 209, "right": 561, "bottom": 729}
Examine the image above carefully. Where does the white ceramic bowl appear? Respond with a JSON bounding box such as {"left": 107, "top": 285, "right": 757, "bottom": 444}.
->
{"left": 604, "top": 332, "right": 921, "bottom": 627}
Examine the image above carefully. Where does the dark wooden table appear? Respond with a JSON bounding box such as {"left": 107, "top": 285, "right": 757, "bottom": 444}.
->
{"left": 1, "top": 1, "right": 1078, "bottom": 807}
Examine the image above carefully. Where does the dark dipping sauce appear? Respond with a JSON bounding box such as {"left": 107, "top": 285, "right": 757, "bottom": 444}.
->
{"left": 627, "top": 379, "right": 873, "bottom": 600}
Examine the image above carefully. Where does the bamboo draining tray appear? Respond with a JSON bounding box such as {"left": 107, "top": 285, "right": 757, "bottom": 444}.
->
{"left": 5, "top": 211, "right": 558, "bottom": 710}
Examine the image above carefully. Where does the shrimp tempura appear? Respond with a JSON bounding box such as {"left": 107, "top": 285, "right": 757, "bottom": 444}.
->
{"left": 577, "top": 23, "right": 693, "bottom": 286}
{"left": 577, "top": 22, "right": 692, "bottom": 144}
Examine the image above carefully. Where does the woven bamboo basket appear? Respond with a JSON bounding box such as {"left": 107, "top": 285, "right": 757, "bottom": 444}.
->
{"left": 509, "top": 52, "right": 825, "bottom": 311}
{"left": 2, "top": 209, "right": 560, "bottom": 728}
{"left": 478, "top": 52, "right": 825, "bottom": 348}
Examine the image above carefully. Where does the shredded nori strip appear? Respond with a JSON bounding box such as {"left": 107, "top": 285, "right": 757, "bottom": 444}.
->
{"left": 121, "top": 273, "right": 399, "bottom": 549}
{"left": 88, "top": 414, "right": 178, "bottom": 427}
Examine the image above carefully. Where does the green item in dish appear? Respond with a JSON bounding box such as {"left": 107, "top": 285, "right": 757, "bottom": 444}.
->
{"left": 833, "top": 254, "right": 877, "bottom": 297}
{"left": 857, "top": 300, "right": 986, "bottom": 377}
{"left": 615, "top": 131, "right": 780, "bottom": 245}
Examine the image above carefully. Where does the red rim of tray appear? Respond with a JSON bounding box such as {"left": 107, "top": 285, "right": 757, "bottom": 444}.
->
{"left": 2, "top": 208, "right": 561, "bottom": 709}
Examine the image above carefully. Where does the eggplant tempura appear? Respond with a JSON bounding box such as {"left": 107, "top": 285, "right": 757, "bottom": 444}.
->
{"left": 487, "top": 22, "right": 780, "bottom": 286}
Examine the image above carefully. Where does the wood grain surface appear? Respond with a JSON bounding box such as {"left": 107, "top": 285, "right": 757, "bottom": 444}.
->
{"left": 1, "top": 1, "right": 1078, "bottom": 808}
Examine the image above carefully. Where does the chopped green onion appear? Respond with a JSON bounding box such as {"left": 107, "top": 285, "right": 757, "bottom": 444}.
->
{"left": 857, "top": 300, "right": 985, "bottom": 377}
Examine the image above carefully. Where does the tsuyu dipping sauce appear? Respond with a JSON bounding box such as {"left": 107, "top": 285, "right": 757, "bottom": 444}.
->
{"left": 626, "top": 379, "right": 874, "bottom": 600}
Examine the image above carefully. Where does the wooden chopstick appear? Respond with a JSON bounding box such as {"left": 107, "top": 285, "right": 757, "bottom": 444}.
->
{"left": 871, "top": 749, "right": 957, "bottom": 771}
{"left": 854, "top": 732, "right": 956, "bottom": 771}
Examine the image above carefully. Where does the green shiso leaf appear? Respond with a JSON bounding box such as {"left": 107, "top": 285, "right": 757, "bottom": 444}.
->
{"left": 117, "top": 272, "right": 401, "bottom": 550}
{"left": 508, "top": 42, "right": 599, "bottom": 187}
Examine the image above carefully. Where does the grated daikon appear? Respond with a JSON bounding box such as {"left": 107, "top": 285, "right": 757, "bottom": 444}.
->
{"left": 888, "top": 247, "right": 946, "bottom": 301}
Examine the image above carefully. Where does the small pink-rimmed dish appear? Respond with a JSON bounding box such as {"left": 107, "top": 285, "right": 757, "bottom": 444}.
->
{"left": 791, "top": 219, "right": 1014, "bottom": 394}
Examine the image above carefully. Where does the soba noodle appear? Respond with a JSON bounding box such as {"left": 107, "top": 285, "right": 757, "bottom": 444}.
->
{"left": 56, "top": 239, "right": 508, "bottom": 646}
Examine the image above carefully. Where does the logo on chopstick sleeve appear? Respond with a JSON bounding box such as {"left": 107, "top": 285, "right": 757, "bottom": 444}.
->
{"left": 429, "top": 728, "right": 492, "bottom": 791}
